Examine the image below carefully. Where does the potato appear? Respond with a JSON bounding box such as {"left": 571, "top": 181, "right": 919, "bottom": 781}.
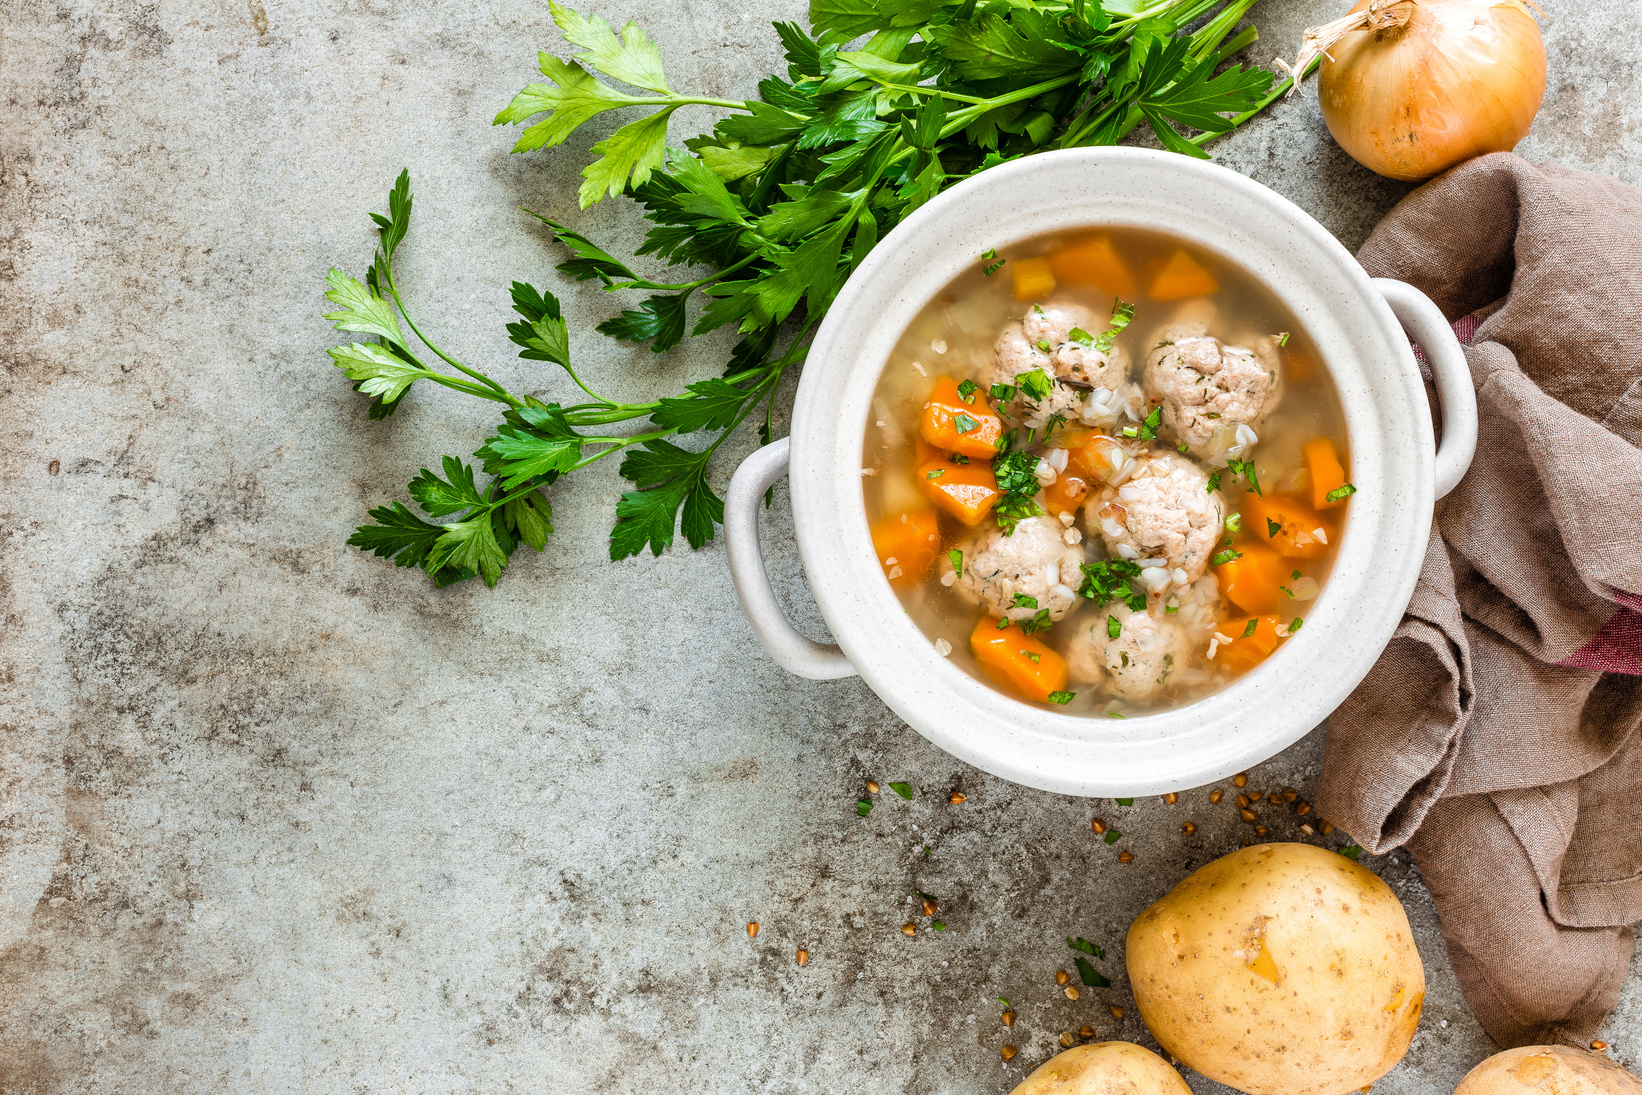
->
{"left": 1010, "top": 1041, "right": 1192, "bottom": 1095}
{"left": 1455, "top": 1046, "right": 1642, "bottom": 1095}
{"left": 1126, "top": 842, "right": 1424, "bottom": 1095}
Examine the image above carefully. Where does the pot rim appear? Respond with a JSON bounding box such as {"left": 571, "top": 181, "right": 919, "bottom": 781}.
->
{"left": 788, "top": 147, "right": 1433, "bottom": 796}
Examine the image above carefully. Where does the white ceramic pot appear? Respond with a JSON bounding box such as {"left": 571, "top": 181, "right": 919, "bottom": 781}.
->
{"left": 723, "top": 148, "right": 1476, "bottom": 797}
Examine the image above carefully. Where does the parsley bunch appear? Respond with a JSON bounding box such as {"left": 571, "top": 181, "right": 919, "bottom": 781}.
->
{"left": 329, "top": 0, "right": 1298, "bottom": 587}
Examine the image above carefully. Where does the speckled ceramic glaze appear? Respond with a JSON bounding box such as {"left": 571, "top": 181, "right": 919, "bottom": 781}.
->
{"left": 724, "top": 147, "right": 1476, "bottom": 797}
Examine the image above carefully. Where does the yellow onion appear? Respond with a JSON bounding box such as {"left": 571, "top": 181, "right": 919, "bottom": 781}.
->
{"left": 1291, "top": 0, "right": 1546, "bottom": 182}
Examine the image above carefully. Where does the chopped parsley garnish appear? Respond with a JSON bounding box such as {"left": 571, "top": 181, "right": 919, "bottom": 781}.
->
{"left": 1012, "top": 592, "right": 1039, "bottom": 609}
{"left": 981, "top": 248, "right": 997, "bottom": 261}
{"left": 989, "top": 382, "right": 1017, "bottom": 402}
{"left": 1227, "top": 458, "right": 1262, "bottom": 495}
{"left": 949, "top": 549, "right": 963, "bottom": 579}
{"left": 1107, "top": 614, "right": 1122, "bottom": 639}
{"left": 1078, "top": 559, "right": 1146, "bottom": 611}
{"left": 1326, "top": 483, "right": 1357, "bottom": 502}
{"left": 1291, "top": 569, "right": 1303, "bottom": 580}
{"left": 1067, "top": 326, "right": 1095, "bottom": 347}
{"left": 857, "top": 800, "right": 872, "bottom": 817}
{"left": 1276, "top": 331, "right": 1291, "bottom": 347}
{"left": 1136, "top": 405, "right": 1163, "bottom": 441}
{"left": 890, "top": 781, "right": 912, "bottom": 800}
{"left": 1115, "top": 798, "right": 1133, "bottom": 805}
{"left": 1092, "top": 298, "right": 1136, "bottom": 353}
{"left": 1206, "top": 472, "right": 1222, "bottom": 492}
{"left": 1018, "top": 609, "right": 1054, "bottom": 635}
{"left": 1211, "top": 547, "right": 1243, "bottom": 566}
{"left": 953, "top": 412, "right": 979, "bottom": 435}
{"left": 1225, "top": 513, "right": 1242, "bottom": 535}
{"left": 980, "top": 249, "right": 1004, "bottom": 276}
{"left": 995, "top": 616, "right": 1011, "bottom": 630}
{"left": 1165, "top": 604, "right": 1179, "bottom": 613}
{"left": 1120, "top": 651, "right": 1129, "bottom": 667}
{"left": 1103, "top": 828, "right": 1122, "bottom": 844}
{"left": 1107, "top": 712, "right": 1126, "bottom": 719}
{"left": 1023, "top": 649, "right": 1041, "bottom": 663}
{"left": 923, "top": 845, "right": 930, "bottom": 859}
{"left": 1241, "top": 618, "right": 1258, "bottom": 638}
{"left": 993, "top": 497, "right": 1043, "bottom": 533}
{"left": 1289, "top": 616, "right": 1304, "bottom": 632}
{"left": 996, "top": 997, "right": 1010, "bottom": 1008}
{"left": 1339, "top": 845, "right": 1363, "bottom": 860}
{"left": 1036, "top": 339, "right": 1053, "bottom": 353}
{"left": 932, "top": 920, "right": 946, "bottom": 931}
{"left": 926, "top": 468, "right": 945, "bottom": 479}
{"left": 993, "top": 450, "right": 1041, "bottom": 496}
{"left": 1177, "top": 442, "right": 1190, "bottom": 453}
{"left": 1047, "top": 690, "right": 1075, "bottom": 705}
{"left": 1017, "top": 369, "right": 1053, "bottom": 401}
{"left": 1033, "top": 304, "right": 1044, "bottom": 314}
{"left": 1074, "top": 956, "right": 1112, "bottom": 988}
{"left": 1067, "top": 937, "right": 1105, "bottom": 959}
{"left": 1120, "top": 426, "right": 1138, "bottom": 438}
{"left": 1266, "top": 518, "right": 1282, "bottom": 538}
{"left": 956, "top": 378, "right": 979, "bottom": 404}
{"left": 947, "top": 453, "right": 970, "bottom": 464}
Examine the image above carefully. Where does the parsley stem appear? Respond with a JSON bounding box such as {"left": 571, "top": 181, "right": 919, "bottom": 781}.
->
{"left": 870, "top": 82, "right": 993, "bottom": 106}
{"left": 606, "top": 251, "right": 761, "bottom": 293}
{"left": 380, "top": 267, "right": 517, "bottom": 404}
{"left": 1189, "top": 54, "right": 1320, "bottom": 147}
{"left": 422, "top": 372, "right": 519, "bottom": 405}
{"left": 615, "top": 94, "right": 749, "bottom": 112}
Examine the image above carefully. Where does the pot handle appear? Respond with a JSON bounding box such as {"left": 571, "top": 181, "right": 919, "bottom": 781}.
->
{"left": 1372, "top": 278, "right": 1478, "bottom": 500}
{"left": 723, "top": 437, "right": 858, "bottom": 681}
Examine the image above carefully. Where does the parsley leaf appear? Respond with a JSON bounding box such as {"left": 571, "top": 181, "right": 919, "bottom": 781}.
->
{"left": 1326, "top": 483, "right": 1358, "bottom": 502}
{"left": 890, "top": 781, "right": 912, "bottom": 800}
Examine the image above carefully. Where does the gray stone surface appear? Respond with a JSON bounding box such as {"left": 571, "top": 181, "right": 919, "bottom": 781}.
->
{"left": 2, "top": 1, "right": 1638, "bottom": 1092}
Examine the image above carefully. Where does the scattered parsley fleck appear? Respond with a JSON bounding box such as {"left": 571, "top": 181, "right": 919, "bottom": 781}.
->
{"left": 926, "top": 468, "right": 945, "bottom": 479}
{"left": 947, "top": 453, "right": 970, "bottom": 464}
{"left": 1103, "top": 828, "right": 1122, "bottom": 844}
{"left": 1211, "top": 547, "right": 1243, "bottom": 566}
{"left": 1067, "top": 937, "right": 1105, "bottom": 959}
{"left": 1024, "top": 649, "right": 1041, "bottom": 663}
{"left": 1048, "top": 690, "right": 1075, "bottom": 705}
{"left": 1206, "top": 472, "right": 1222, "bottom": 492}
{"left": 1266, "top": 517, "right": 1282, "bottom": 538}
{"left": 983, "top": 260, "right": 1005, "bottom": 276}
{"left": 1074, "top": 956, "right": 1112, "bottom": 988}
{"left": 1012, "top": 592, "right": 1039, "bottom": 610}
{"left": 1177, "top": 442, "right": 1189, "bottom": 453}
{"left": 980, "top": 249, "right": 1004, "bottom": 276}
{"left": 1115, "top": 798, "right": 1133, "bottom": 805}
{"left": 1036, "top": 339, "right": 1053, "bottom": 353}
{"left": 981, "top": 248, "right": 997, "bottom": 261}
{"left": 1079, "top": 559, "right": 1146, "bottom": 611}
{"left": 890, "top": 781, "right": 912, "bottom": 800}
{"left": 1068, "top": 326, "right": 1095, "bottom": 347}
{"left": 1107, "top": 711, "right": 1126, "bottom": 719}
{"left": 1326, "top": 483, "right": 1357, "bottom": 502}
{"left": 1017, "top": 369, "right": 1052, "bottom": 401}
{"left": 924, "top": 845, "right": 930, "bottom": 859}
{"left": 932, "top": 920, "right": 946, "bottom": 931}
{"left": 1136, "top": 405, "right": 1162, "bottom": 441}
{"left": 1225, "top": 513, "right": 1242, "bottom": 535}
{"left": 1018, "top": 609, "right": 1053, "bottom": 635}
{"left": 1120, "top": 651, "right": 1129, "bottom": 668}
{"left": 1289, "top": 616, "right": 1304, "bottom": 632}
{"left": 1120, "top": 426, "right": 1139, "bottom": 438}
{"left": 1033, "top": 304, "right": 1044, "bottom": 315}
{"left": 1091, "top": 299, "right": 1136, "bottom": 353}
{"left": 1228, "top": 458, "right": 1263, "bottom": 496}
{"left": 953, "top": 412, "right": 979, "bottom": 434}
{"left": 857, "top": 800, "right": 872, "bottom": 817}
{"left": 995, "top": 616, "right": 1011, "bottom": 630}
{"left": 1107, "top": 614, "right": 1121, "bottom": 639}
{"left": 1241, "top": 618, "right": 1258, "bottom": 638}
{"left": 949, "top": 549, "right": 963, "bottom": 578}
{"left": 989, "top": 383, "right": 1017, "bottom": 402}
{"left": 997, "top": 997, "right": 1011, "bottom": 1008}
{"left": 1339, "top": 845, "right": 1363, "bottom": 860}
{"left": 1292, "top": 569, "right": 1303, "bottom": 580}
{"left": 1165, "top": 604, "right": 1179, "bottom": 614}
{"left": 956, "top": 378, "right": 978, "bottom": 404}
{"left": 1276, "top": 331, "right": 1291, "bottom": 347}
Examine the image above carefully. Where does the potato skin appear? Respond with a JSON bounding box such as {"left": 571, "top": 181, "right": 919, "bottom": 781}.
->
{"left": 1455, "top": 1046, "right": 1642, "bottom": 1095}
{"left": 1125, "top": 842, "right": 1424, "bottom": 1095}
{"left": 1010, "top": 1042, "right": 1192, "bottom": 1095}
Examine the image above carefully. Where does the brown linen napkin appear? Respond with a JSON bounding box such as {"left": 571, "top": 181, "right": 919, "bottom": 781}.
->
{"left": 1315, "top": 152, "right": 1642, "bottom": 1049}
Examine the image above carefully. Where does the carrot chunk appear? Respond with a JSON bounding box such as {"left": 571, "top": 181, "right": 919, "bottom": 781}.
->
{"left": 1217, "top": 616, "right": 1284, "bottom": 672}
{"left": 1046, "top": 233, "right": 1136, "bottom": 297}
{"left": 1065, "top": 434, "right": 1129, "bottom": 484}
{"left": 918, "top": 375, "right": 1006, "bottom": 458}
{"left": 1215, "top": 543, "right": 1286, "bottom": 614}
{"left": 870, "top": 508, "right": 940, "bottom": 586}
{"left": 1149, "top": 249, "right": 1220, "bottom": 301}
{"left": 1304, "top": 438, "right": 1349, "bottom": 510}
{"left": 916, "top": 458, "right": 999, "bottom": 525}
{"left": 1011, "top": 256, "right": 1057, "bottom": 301}
{"left": 1243, "top": 495, "right": 1333, "bottom": 559}
{"left": 970, "top": 618, "right": 1069, "bottom": 703}
{"left": 1043, "top": 472, "right": 1091, "bottom": 516}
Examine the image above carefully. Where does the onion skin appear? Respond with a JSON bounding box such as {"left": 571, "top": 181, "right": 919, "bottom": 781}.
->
{"left": 1319, "top": 0, "right": 1546, "bottom": 182}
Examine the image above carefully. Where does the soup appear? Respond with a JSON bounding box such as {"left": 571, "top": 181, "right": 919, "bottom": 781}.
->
{"left": 861, "top": 228, "right": 1354, "bottom": 717}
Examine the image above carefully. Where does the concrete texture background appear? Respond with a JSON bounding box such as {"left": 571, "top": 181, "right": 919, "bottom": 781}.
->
{"left": 1, "top": 1, "right": 1638, "bottom": 1091}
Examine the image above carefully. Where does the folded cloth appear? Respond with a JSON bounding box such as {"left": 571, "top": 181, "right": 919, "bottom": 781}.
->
{"left": 1316, "top": 153, "right": 1642, "bottom": 1049}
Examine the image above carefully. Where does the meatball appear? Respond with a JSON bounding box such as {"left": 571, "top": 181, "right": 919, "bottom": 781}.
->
{"left": 983, "top": 301, "right": 1130, "bottom": 428}
{"left": 941, "top": 515, "right": 1084, "bottom": 623}
{"left": 1065, "top": 602, "right": 1192, "bottom": 701}
{"left": 1143, "top": 323, "right": 1281, "bottom": 462}
{"left": 1085, "top": 452, "right": 1225, "bottom": 592}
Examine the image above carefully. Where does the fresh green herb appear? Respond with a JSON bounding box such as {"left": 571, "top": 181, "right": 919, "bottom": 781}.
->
{"left": 953, "top": 412, "right": 979, "bottom": 435}
{"left": 996, "top": 997, "right": 1010, "bottom": 1008}
{"left": 924, "top": 845, "right": 931, "bottom": 859}
{"left": 890, "top": 781, "right": 912, "bottom": 800}
{"left": 948, "top": 453, "right": 970, "bottom": 465}
{"left": 1103, "top": 828, "right": 1123, "bottom": 844}
{"left": 857, "top": 799, "right": 872, "bottom": 817}
{"left": 1206, "top": 472, "right": 1222, "bottom": 492}
{"left": 1107, "top": 711, "right": 1127, "bottom": 719}
{"left": 1339, "top": 845, "right": 1363, "bottom": 860}
{"left": 949, "top": 548, "right": 963, "bottom": 579}
{"left": 1225, "top": 512, "right": 1242, "bottom": 535}
{"left": 1211, "top": 547, "right": 1242, "bottom": 566}
{"left": 926, "top": 468, "right": 945, "bottom": 479}
{"left": 981, "top": 249, "right": 1005, "bottom": 277}
{"left": 995, "top": 616, "right": 1012, "bottom": 630}
{"left": 1067, "top": 937, "right": 1105, "bottom": 959}
{"left": 1120, "top": 426, "right": 1139, "bottom": 438}
{"left": 1017, "top": 369, "right": 1053, "bottom": 402}
{"left": 956, "top": 378, "right": 979, "bottom": 403}
{"left": 1019, "top": 609, "right": 1055, "bottom": 635}
{"left": 1165, "top": 604, "right": 1179, "bottom": 613}
{"left": 993, "top": 450, "right": 1041, "bottom": 496}
{"left": 1074, "top": 956, "right": 1112, "bottom": 987}
{"left": 1024, "top": 650, "right": 1042, "bottom": 663}
{"left": 1280, "top": 585, "right": 1293, "bottom": 597}
{"left": 1067, "top": 326, "right": 1094, "bottom": 347}
{"left": 1093, "top": 298, "right": 1136, "bottom": 353}
{"left": 1266, "top": 517, "right": 1282, "bottom": 538}
{"left": 1048, "top": 690, "right": 1075, "bottom": 705}
{"left": 1241, "top": 618, "right": 1257, "bottom": 638}
{"left": 1033, "top": 305, "right": 1045, "bottom": 315}
{"left": 980, "top": 248, "right": 998, "bottom": 262}
{"left": 1291, "top": 569, "right": 1303, "bottom": 580}
{"left": 994, "top": 495, "right": 1045, "bottom": 535}
{"left": 983, "top": 260, "right": 1006, "bottom": 277}
{"left": 1120, "top": 651, "right": 1130, "bottom": 667}
{"left": 341, "top": 1, "right": 1295, "bottom": 586}
{"left": 916, "top": 890, "right": 939, "bottom": 902}
{"left": 932, "top": 920, "right": 946, "bottom": 931}
{"left": 1178, "top": 442, "right": 1190, "bottom": 453}
{"left": 1107, "top": 614, "right": 1122, "bottom": 639}
{"left": 1115, "top": 798, "right": 1133, "bottom": 806}
{"left": 1036, "top": 338, "right": 1054, "bottom": 353}
{"left": 1227, "top": 457, "right": 1262, "bottom": 495}
{"left": 1326, "top": 483, "right": 1358, "bottom": 502}
{"left": 989, "top": 383, "right": 1017, "bottom": 403}
{"left": 1288, "top": 616, "right": 1304, "bottom": 632}
{"left": 1012, "top": 592, "right": 1039, "bottom": 610}
{"left": 1078, "top": 559, "right": 1146, "bottom": 611}
{"left": 1136, "top": 404, "right": 1163, "bottom": 442}
{"left": 1276, "top": 331, "right": 1291, "bottom": 347}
